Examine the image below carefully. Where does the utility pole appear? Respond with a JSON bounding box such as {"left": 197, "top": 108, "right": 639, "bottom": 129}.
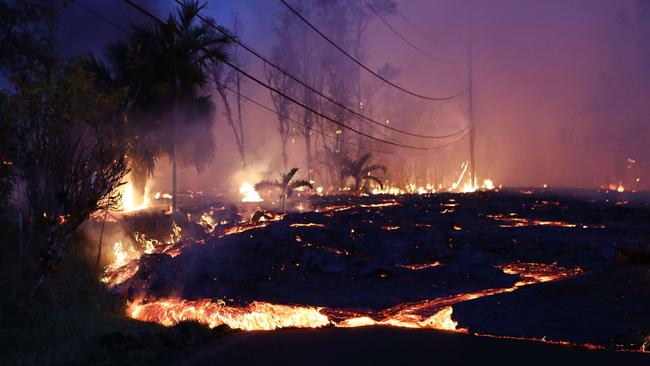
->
{"left": 467, "top": 40, "right": 477, "bottom": 188}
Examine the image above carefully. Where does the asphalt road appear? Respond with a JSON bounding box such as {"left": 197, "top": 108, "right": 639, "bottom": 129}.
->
{"left": 168, "top": 326, "right": 649, "bottom": 366}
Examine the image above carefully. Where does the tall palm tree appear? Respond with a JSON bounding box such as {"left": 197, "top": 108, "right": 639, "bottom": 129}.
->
{"left": 107, "top": 1, "right": 229, "bottom": 211}
{"left": 341, "top": 153, "right": 386, "bottom": 194}
{"left": 255, "top": 167, "right": 313, "bottom": 212}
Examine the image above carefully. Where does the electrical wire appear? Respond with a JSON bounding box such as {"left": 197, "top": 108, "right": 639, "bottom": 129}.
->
{"left": 179, "top": 0, "right": 467, "bottom": 140}
{"left": 279, "top": 0, "right": 468, "bottom": 101}
{"left": 119, "top": 0, "right": 427, "bottom": 151}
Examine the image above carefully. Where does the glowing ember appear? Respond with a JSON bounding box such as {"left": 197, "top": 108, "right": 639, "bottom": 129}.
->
{"left": 486, "top": 214, "right": 604, "bottom": 228}
{"left": 499, "top": 261, "right": 583, "bottom": 285}
{"left": 289, "top": 223, "right": 326, "bottom": 228}
{"left": 382, "top": 225, "right": 400, "bottom": 231}
{"left": 396, "top": 261, "right": 442, "bottom": 270}
{"left": 240, "top": 182, "right": 263, "bottom": 202}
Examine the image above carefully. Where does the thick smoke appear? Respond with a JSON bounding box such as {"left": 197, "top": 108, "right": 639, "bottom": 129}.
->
{"left": 57, "top": 0, "right": 650, "bottom": 197}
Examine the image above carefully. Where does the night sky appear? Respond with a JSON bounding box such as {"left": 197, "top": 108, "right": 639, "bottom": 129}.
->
{"left": 56, "top": 0, "right": 650, "bottom": 191}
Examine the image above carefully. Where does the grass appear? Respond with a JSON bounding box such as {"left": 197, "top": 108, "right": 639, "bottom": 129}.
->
{"left": 0, "top": 222, "right": 230, "bottom": 366}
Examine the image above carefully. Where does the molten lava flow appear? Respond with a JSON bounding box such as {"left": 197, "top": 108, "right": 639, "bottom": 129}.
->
{"left": 317, "top": 200, "right": 400, "bottom": 213}
{"left": 486, "top": 214, "right": 603, "bottom": 229}
{"left": 128, "top": 299, "right": 331, "bottom": 330}
{"left": 396, "top": 261, "right": 442, "bottom": 270}
{"left": 337, "top": 306, "right": 457, "bottom": 331}
{"left": 240, "top": 182, "right": 263, "bottom": 202}
{"left": 499, "top": 261, "right": 583, "bottom": 285}
{"left": 124, "top": 261, "right": 581, "bottom": 336}
{"left": 289, "top": 223, "right": 326, "bottom": 228}
{"left": 127, "top": 298, "right": 458, "bottom": 332}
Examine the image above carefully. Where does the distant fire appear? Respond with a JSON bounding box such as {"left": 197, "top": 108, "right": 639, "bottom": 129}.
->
{"left": 115, "top": 176, "right": 151, "bottom": 213}
{"left": 239, "top": 182, "right": 263, "bottom": 202}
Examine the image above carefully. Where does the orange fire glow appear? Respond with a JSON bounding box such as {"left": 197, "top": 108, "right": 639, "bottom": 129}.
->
{"left": 125, "top": 262, "right": 580, "bottom": 335}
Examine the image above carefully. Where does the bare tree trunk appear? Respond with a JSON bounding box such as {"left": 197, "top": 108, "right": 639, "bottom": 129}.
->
{"left": 172, "top": 77, "right": 180, "bottom": 214}
{"left": 279, "top": 119, "right": 289, "bottom": 169}
{"left": 18, "top": 209, "right": 24, "bottom": 260}
{"left": 305, "top": 133, "right": 313, "bottom": 181}
{"left": 172, "top": 140, "right": 177, "bottom": 213}
{"left": 96, "top": 210, "right": 107, "bottom": 268}
{"left": 235, "top": 72, "right": 246, "bottom": 167}
{"left": 216, "top": 86, "right": 246, "bottom": 167}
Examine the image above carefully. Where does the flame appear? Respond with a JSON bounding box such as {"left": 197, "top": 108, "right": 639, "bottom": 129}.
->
{"left": 101, "top": 240, "right": 140, "bottom": 286}
{"left": 119, "top": 179, "right": 149, "bottom": 212}
{"left": 368, "top": 163, "right": 495, "bottom": 195}
{"left": 240, "top": 182, "right": 263, "bottom": 202}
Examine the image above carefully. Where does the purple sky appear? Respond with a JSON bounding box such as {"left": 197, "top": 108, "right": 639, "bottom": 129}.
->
{"left": 56, "top": 0, "right": 649, "bottom": 191}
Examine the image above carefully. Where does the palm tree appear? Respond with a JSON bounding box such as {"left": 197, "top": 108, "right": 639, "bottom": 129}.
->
{"left": 107, "top": 0, "right": 229, "bottom": 212}
{"left": 341, "top": 153, "right": 386, "bottom": 194}
{"left": 255, "top": 167, "right": 313, "bottom": 211}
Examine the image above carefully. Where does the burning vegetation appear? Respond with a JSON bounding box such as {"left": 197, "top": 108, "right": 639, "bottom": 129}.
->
{"left": 2, "top": 0, "right": 650, "bottom": 364}
{"left": 92, "top": 189, "right": 650, "bottom": 354}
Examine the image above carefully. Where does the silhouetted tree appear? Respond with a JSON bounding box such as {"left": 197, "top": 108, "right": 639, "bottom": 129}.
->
{"left": 107, "top": 0, "right": 229, "bottom": 212}
{"left": 340, "top": 153, "right": 386, "bottom": 193}
{"left": 255, "top": 167, "right": 313, "bottom": 211}
{"left": 213, "top": 13, "right": 247, "bottom": 167}
{"left": 7, "top": 60, "right": 129, "bottom": 293}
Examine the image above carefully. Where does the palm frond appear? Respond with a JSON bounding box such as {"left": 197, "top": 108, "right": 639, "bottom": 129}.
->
{"left": 364, "top": 175, "right": 384, "bottom": 189}
{"left": 283, "top": 167, "right": 299, "bottom": 185}
{"left": 287, "top": 179, "right": 312, "bottom": 197}
{"left": 255, "top": 180, "right": 282, "bottom": 192}
{"left": 362, "top": 164, "right": 387, "bottom": 175}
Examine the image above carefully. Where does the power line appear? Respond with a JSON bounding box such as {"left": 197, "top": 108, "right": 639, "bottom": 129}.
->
{"left": 75, "top": 0, "right": 429, "bottom": 151}
{"left": 214, "top": 78, "right": 395, "bottom": 155}
{"left": 391, "top": 1, "right": 438, "bottom": 44}
{"left": 363, "top": 0, "right": 450, "bottom": 64}
{"left": 119, "top": 0, "right": 427, "bottom": 151}
{"left": 216, "top": 78, "right": 467, "bottom": 157}
{"left": 71, "top": 0, "right": 130, "bottom": 34}
{"left": 279, "top": 0, "right": 467, "bottom": 101}
{"left": 178, "top": 0, "right": 466, "bottom": 141}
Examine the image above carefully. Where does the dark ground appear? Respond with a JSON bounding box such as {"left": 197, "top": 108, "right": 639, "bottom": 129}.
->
{"left": 3, "top": 188, "right": 649, "bottom": 364}
{"left": 168, "top": 326, "right": 649, "bottom": 366}
{"left": 123, "top": 189, "right": 650, "bottom": 351}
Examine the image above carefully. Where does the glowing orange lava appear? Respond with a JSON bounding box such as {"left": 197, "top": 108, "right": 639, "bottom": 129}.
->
{"left": 125, "top": 262, "right": 581, "bottom": 336}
